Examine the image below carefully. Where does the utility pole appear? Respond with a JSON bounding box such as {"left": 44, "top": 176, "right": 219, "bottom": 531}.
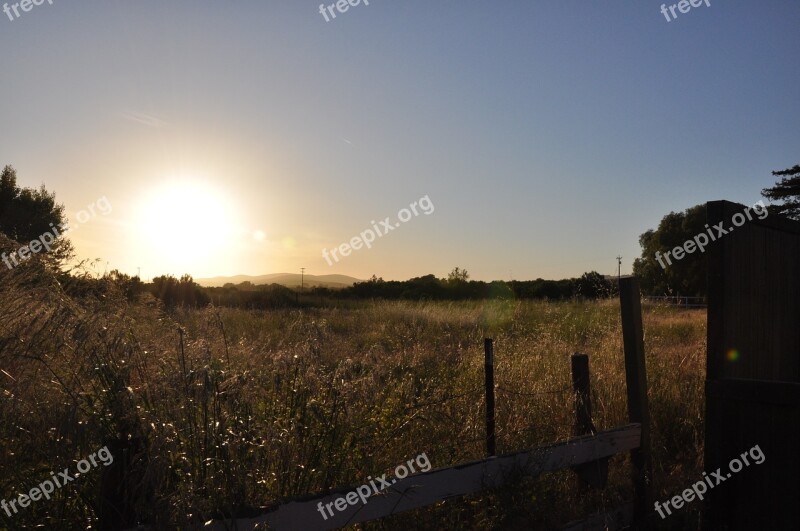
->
{"left": 616, "top": 255, "right": 622, "bottom": 279}
{"left": 300, "top": 268, "right": 305, "bottom": 292}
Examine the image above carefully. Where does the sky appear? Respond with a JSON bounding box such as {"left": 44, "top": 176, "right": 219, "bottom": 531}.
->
{"left": 1, "top": 0, "right": 798, "bottom": 281}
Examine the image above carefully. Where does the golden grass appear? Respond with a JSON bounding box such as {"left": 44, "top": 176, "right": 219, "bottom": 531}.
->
{"left": 0, "top": 265, "right": 706, "bottom": 529}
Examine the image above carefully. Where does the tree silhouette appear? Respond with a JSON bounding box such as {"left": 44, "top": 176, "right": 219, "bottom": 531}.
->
{"left": 150, "top": 274, "right": 210, "bottom": 308}
{"left": 574, "top": 271, "right": 613, "bottom": 298}
{"left": 447, "top": 267, "right": 470, "bottom": 283}
{"left": 762, "top": 164, "right": 800, "bottom": 220}
{"left": 0, "top": 164, "right": 73, "bottom": 264}
{"left": 632, "top": 204, "right": 707, "bottom": 297}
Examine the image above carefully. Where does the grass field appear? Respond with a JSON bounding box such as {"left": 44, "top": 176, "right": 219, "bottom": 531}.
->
{"left": 0, "top": 266, "right": 706, "bottom": 529}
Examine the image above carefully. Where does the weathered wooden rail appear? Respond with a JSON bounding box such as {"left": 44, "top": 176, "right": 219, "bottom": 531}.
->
{"left": 208, "top": 425, "right": 641, "bottom": 530}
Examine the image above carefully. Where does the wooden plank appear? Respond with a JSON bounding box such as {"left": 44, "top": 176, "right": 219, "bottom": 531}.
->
{"left": 706, "top": 379, "right": 800, "bottom": 405}
{"left": 705, "top": 200, "right": 726, "bottom": 381}
{"left": 205, "top": 424, "right": 641, "bottom": 531}
{"left": 704, "top": 200, "right": 732, "bottom": 530}
{"left": 703, "top": 395, "right": 800, "bottom": 530}
{"left": 618, "top": 277, "right": 653, "bottom": 527}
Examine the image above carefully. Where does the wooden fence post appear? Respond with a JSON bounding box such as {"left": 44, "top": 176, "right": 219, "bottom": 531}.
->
{"left": 571, "top": 353, "right": 593, "bottom": 436}
{"left": 619, "top": 277, "right": 653, "bottom": 528}
{"left": 571, "top": 353, "right": 608, "bottom": 488}
{"left": 484, "top": 338, "right": 496, "bottom": 456}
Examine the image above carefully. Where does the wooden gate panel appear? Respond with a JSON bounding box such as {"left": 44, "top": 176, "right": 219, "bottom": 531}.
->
{"left": 704, "top": 201, "right": 800, "bottom": 530}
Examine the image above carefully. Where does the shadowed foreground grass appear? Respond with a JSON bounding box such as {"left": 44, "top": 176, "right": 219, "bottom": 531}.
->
{"left": 0, "top": 263, "right": 705, "bottom": 529}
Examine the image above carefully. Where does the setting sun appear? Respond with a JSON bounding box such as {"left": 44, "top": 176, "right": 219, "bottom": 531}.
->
{"left": 134, "top": 178, "right": 240, "bottom": 276}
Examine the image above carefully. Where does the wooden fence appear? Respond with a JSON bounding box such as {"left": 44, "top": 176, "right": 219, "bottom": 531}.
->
{"left": 209, "top": 425, "right": 641, "bottom": 531}
{"left": 201, "top": 278, "right": 653, "bottom": 531}
{"left": 704, "top": 200, "right": 800, "bottom": 529}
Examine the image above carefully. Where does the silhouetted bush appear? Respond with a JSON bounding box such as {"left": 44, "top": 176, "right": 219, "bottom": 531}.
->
{"left": 150, "top": 274, "right": 210, "bottom": 308}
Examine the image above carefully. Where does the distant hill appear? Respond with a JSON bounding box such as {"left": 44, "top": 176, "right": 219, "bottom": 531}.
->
{"left": 196, "top": 273, "right": 363, "bottom": 289}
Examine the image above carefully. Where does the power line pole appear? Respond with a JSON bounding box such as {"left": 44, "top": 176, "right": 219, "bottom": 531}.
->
{"left": 616, "top": 255, "right": 622, "bottom": 279}
{"left": 300, "top": 267, "right": 305, "bottom": 292}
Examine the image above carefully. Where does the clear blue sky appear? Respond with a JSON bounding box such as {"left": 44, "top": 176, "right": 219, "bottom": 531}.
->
{"left": 1, "top": 1, "right": 798, "bottom": 280}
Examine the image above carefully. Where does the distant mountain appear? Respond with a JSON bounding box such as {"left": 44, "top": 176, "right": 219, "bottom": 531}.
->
{"left": 196, "top": 273, "right": 363, "bottom": 289}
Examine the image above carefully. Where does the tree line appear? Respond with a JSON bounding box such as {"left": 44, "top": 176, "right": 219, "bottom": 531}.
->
{"left": 90, "top": 270, "right": 616, "bottom": 309}
{"left": 2, "top": 162, "right": 798, "bottom": 302}
{"left": 633, "top": 163, "right": 799, "bottom": 297}
{"left": 316, "top": 270, "right": 614, "bottom": 302}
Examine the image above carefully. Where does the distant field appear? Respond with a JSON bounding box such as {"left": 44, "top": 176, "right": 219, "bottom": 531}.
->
{"left": 0, "top": 270, "right": 706, "bottom": 528}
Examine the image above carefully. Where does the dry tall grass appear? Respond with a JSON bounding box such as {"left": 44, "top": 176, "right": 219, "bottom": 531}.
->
{"left": 0, "top": 261, "right": 705, "bottom": 529}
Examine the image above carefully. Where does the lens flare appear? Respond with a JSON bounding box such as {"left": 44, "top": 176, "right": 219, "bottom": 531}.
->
{"left": 726, "top": 349, "right": 740, "bottom": 362}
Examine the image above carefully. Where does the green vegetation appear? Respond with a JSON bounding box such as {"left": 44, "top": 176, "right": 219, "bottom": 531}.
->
{"left": 337, "top": 270, "right": 614, "bottom": 301}
{"left": 102, "top": 269, "right": 616, "bottom": 311}
{"left": 632, "top": 203, "right": 707, "bottom": 297}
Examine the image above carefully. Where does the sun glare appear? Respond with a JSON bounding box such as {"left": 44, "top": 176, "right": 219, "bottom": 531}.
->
{"left": 135, "top": 179, "right": 239, "bottom": 276}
